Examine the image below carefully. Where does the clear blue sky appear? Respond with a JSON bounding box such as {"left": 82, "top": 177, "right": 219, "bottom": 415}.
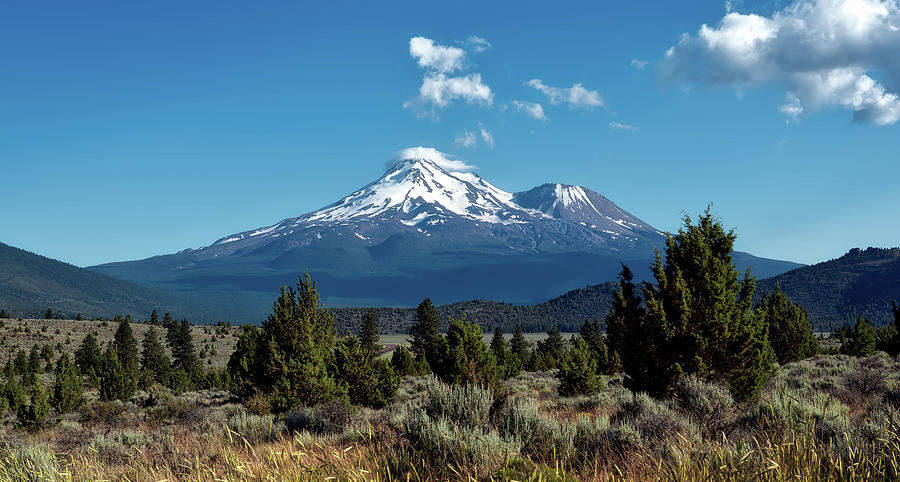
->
{"left": 2, "top": 0, "right": 899, "bottom": 267}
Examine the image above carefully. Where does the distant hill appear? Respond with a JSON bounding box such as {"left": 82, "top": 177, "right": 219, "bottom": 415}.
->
{"left": 332, "top": 282, "right": 619, "bottom": 334}
{"left": 757, "top": 247, "right": 900, "bottom": 331}
{"left": 0, "top": 242, "right": 196, "bottom": 320}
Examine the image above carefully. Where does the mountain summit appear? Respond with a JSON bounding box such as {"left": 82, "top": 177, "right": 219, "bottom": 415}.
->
{"left": 91, "top": 148, "right": 800, "bottom": 321}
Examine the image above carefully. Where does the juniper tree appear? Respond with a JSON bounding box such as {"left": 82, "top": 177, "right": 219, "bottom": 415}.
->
{"left": 167, "top": 320, "right": 199, "bottom": 381}
{"left": 390, "top": 345, "right": 427, "bottom": 377}
{"left": 150, "top": 310, "right": 159, "bottom": 325}
{"left": 4, "top": 374, "right": 26, "bottom": 416}
{"left": 51, "top": 353, "right": 83, "bottom": 413}
{"left": 251, "top": 272, "right": 343, "bottom": 411}
{"left": 141, "top": 327, "right": 171, "bottom": 385}
{"left": 44, "top": 308, "right": 53, "bottom": 320}
{"left": 359, "top": 310, "right": 380, "bottom": 359}
{"left": 579, "top": 318, "right": 610, "bottom": 374}
{"left": 0, "top": 310, "right": 7, "bottom": 318}
{"left": 755, "top": 285, "right": 819, "bottom": 364}
{"left": 227, "top": 325, "right": 261, "bottom": 398}
{"left": 607, "top": 209, "right": 775, "bottom": 400}
{"left": 537, "top": 326, "right": 565, "bottom": 369}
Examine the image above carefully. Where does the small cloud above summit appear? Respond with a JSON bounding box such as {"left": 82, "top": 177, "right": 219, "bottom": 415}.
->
{"left": 391, "top": 147, "right": 478, "bottom": 172}
{"left": 410, "top": 37, "right": 467, "bottom": 74}
{"left": 661, "top": 0, "right": 900, "bottom": 125}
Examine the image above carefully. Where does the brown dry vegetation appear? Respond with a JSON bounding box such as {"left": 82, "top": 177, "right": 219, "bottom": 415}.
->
{"left": 1, "top": 352, "right": 900, "bottom": 481}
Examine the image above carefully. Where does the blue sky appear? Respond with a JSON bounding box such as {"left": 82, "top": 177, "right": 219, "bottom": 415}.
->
{"left": 2, "top": 0, "right": 899, "bottom": 267}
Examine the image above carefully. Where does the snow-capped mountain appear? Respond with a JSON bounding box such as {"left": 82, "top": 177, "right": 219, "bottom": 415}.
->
{"left": 204, "top": 147, "right": 662, "bottom": 255}
{"left": 91, "top": 147, "right": 801, "bottom": 321}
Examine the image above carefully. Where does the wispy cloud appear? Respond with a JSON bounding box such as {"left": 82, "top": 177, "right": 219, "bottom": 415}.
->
{"left": 630, "top": 58, "right": 649, "bottom": 70}
{"left": 464, "top": 35, "right": 492, "bottom": 52}
{"left": 609, "top": 121, "right": 638, "bottom": 131}
{"left": 454, "top": 130, "right": 477, "bottom": 149}
{"left": 510, "top": 100, "right": 547, "bottom": 120}
{"left": 525, "top": 79, "right": 605, "bottom": 109}
{"left": 661, "top": 0, "right": 900, "bottom": 125}
{"left": 479, "top": 125, "right": 494, "bottom": 148}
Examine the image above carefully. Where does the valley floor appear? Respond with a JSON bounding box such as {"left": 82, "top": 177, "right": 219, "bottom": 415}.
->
{"left": 1, "top": 353, "right": 899, "bottom": 481}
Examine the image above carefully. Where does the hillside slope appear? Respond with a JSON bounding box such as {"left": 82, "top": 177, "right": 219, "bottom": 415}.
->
{"left": 758, "top": 247, "right": 900, "bottom": 330}
{"left": 0, "top": 242, "right": 196, "bottom": 320}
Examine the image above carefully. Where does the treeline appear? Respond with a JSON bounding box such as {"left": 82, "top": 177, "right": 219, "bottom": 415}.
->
{"left": 331, "top": 283, "right": 618, "bottom": 335}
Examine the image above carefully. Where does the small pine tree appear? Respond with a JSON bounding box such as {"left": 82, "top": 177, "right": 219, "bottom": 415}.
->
{"left": 4, "top": 374, "right": 27, "bottom": 416}
{"left": 359, "top": 310, "right": 380, "bottom": 359}
{"left": 74, "top": 333, "right": 102, "bottom": 377}
{"left": 150, "top": 310, "right": 159, "bottom": 325}
{"left": 44, "top": 308, "right": 53, "bottom": 320}
{"left": 0, "top": 310, "right": 8, "bottom": 319}
{"left": 99, "top": 343, "right": 136, "bottom": 402}
{"left": 227, "top": 325, "right": 262, "bottom": 398}
{"left": 755, "top": 285, "right": 819, "bottom": 363}
{"left": 390, "top": 345, "right": 425, "bottom": 376}
{"left": 510, "top": 324, "right": 531, "bottom": 362}
{"left": 168, "top": 320, "right": 199, "bottom": 383}
{"left": 441, "top": 315, "right": 498, "bottom": 387}
{"left": 557, "top": 337, "right": 601, "bottom": 396}
{"left": 24, "top": 380, "right": 50, "bottom": 428}
{"left": 841, "top": 316, "right": 877, "bottom": 357}
{"left": 52, "top": 353, "right": 84, "bottom": 414}
{"left": 75, "top": 313, "right": 83, "bottom": 321}
{"left": 333, "top": 335, "right": 397, "bottom": 408}
{"left": 579, "top": 318, "right": 610, "bottom": 374}
{"left": 537, "top": 326, "right": 565, "bottom": 369}
{"left": 141, "top": 327, "right": 171, "bottom": 384}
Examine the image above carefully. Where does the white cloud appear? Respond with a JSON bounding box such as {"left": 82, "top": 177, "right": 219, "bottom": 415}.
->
{"left": 479, "top": 125, "right": 494, "bottom": 148}
{"left": 409, "top": 36, "right": 466, "bottom": 74}
{"left": 662, "top": 0, "right": 900, "bottom": 125}
{"left": 405, "top": 37, "right": 494, "bottom": 114}
{"left": 525, "top": 79, "right": 605, "bottom": 109}
{"left": 412, "top": 73, "right": 493, "bottom": 108}
{"left": 393, "top": 147, "right": 477, "bottom": 171}
{"left": 454, "top": 130, "right": 477, "bottom": 149}
{"left": 630, "top": 58, "right": 649, "bottom": 70}
{"left": 510, "top": 100, "right": 547, "bottom": 120}
{"left": 465, "top": 36, "right": 492, "bottom": 52}
{"left": 609, "top": 121, "right": 638, "bottom": 131}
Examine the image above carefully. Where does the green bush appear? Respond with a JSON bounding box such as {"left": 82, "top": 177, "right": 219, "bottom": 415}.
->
{"left": 672, "top": 375, "right": 734, "bottom": 429}
{"left": 499, "top": 398, "right": 574, "bottom": 460}
{"left": 557, "top": 337, "right": 601, "bottom": 396}
{"left": 23, "top": 381, "right": 50, "bottom": 428}
{"left": 402, "top": 408, "right": 518, "bottom": 471}
{"left": 226, "top": 411, "right": 283, "bottom": 444}
{"left": 424, "top": 378, "right": 493, "bottom": 431}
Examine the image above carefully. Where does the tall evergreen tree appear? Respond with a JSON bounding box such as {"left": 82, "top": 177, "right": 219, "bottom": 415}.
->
{"left": 51, "top": 353, "right": 83, "bottom": 414}
{"left": 755, "top": 285, "right": 819, "bottom": 364}
{"left": 141, "top": 327, "right": 171, "bottom": 384}
{"left": 163, "top": 312, "right": 174, "bottom": 325}
{"left": 607, "top": 209, "right": 774, "bottom": 400}
{"left": 537, "top": 326, "right": 565, "bottom": 369}
{"left": 4, "top": 374, "right": 27, "bottom": 416}
{"left": 579, "top": 318, "right": 610, "bottom": 373}
{"left": 227, "top": 325, "right": 262, "bottom": 398}
{"left": 168, "top": 320, "right": 199, "bottom": 379}
{"left": 490, "top": 326, "right": 507, "bottom": 359}
{"left": 359, "top": 310, "right": 380, "bottom": 359}
{"left": 114, "top": 318, "right": 139, "bottom": 373}
{"left": 150, "top": 309, "right": 159, "bottom": 325}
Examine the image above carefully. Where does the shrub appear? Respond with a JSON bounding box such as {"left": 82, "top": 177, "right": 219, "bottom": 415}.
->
{"left": 403, "top": 408, "right": 518, "bottom": 472}
{"left": 424, "top": 378, "right": 493, "bottom": 431}
{"left": 672, "top": 375, "right": 734, "bottom": 429}
{"left": 226, "top": 412, "right": 283, "bottom": 444}
{"left": 22, "top": 381, "right": 50, "bottom": 428}
{"left": 89, "top": 429, "right": 149, "bottom": 458}
{"left": 500, "top": 398, "right": 574, "bottom": 460}
{"left": 613, "top": 392, "right": 697, "bottom": 450}
{"left": 52, "top": 353, "right": 84, "bottom": 414}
